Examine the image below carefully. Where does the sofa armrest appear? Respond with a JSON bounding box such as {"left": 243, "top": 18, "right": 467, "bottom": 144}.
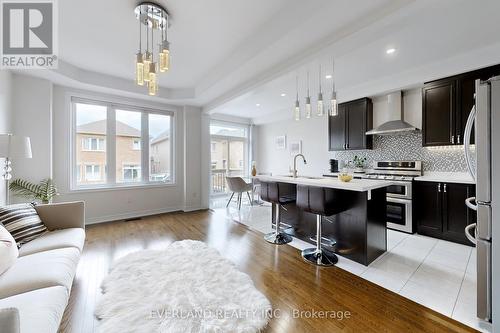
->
{"left": 0, "top": 308, "right": 20, "bottom": 333}
{"left": 34, "top": 201, "right": 85, "bottom": 230}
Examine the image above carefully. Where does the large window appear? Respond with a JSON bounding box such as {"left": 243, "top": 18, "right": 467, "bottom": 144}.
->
{"left": 72, "top": 98, "right": 174, "bottom": 189}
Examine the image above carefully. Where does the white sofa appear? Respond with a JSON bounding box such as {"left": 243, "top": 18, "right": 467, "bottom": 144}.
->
{"left": 0, "top": 201, "right": 85, "bottom": 333}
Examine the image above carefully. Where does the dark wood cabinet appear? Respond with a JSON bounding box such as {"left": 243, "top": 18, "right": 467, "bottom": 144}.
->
{"left": 414, "top": 181, "right": 443, "bottom": 236}
{"left": 422, "top": 64, "right": 500, "bottom": 147}
{"left": 328, "top": 104, "right": 346, "bottom": 151}
{"left": 422, "top": 80, "right": 455, "bottom": 146}
{"left": 328, "top": 98, "right": 372, "bottom": 151}
{"left": 415, "top": 181, "right": 476, "bottom": 245}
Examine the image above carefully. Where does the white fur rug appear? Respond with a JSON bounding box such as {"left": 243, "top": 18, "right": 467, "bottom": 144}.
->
{"left": 95, "top": 240, "right": 272, "bottom": 333}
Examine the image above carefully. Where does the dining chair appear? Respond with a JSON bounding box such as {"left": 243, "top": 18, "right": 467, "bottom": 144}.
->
{"left": 226, "top": 176, "right": 253, "bottom": 210}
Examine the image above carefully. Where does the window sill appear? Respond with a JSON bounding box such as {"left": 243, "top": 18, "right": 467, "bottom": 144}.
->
{"left": 68, "top": 182, "right": 177, "bottom": 194}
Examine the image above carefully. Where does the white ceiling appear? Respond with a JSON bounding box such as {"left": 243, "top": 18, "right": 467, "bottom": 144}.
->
{"left": 15, "top": 0, "right": 500, "bottom": 119}
{"left": 211, "top": 0, "right": 500, "bottom": 123}
{"left": 59, "top": 0, "right": 293, "bottom": 89}
{"left": 21, "top": 0, "right": 410, "bottom": 106}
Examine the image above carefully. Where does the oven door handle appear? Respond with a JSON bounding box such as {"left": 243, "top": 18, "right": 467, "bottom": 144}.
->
{"left": 387, "top": 197, "right": 411, "bottom": 204}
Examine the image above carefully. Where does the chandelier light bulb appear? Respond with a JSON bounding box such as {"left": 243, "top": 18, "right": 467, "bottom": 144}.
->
{"left": 294, "top": 100, "right": 300, "bottom": 121}
{"left": 317, "top": 65, "right": 324, "bottom": 116}
{"left": 305, "top": 97, "right": 312, "bottom": 118}
{"left": 148, "top": 62, "right": 157, "bottom": 96}
{"left": 136, "top": 53, "right": 144, "bottom": 86}
{"left": 159, "top": 41, "right": 170, "bottom": 72}
{"left": 305, "top": 71, "right": 311, "bottom": 118}
{"left": 330, "top": 91, "right": 338, "bottom": 117}
{"left": 143, "top": 52, "right": 152, "bottom": 82}
{"left": 329, "top": 58, "right": 338, "bottom": 116}
{"left": 317, "top": 93, "right": 324, "bottom": 116}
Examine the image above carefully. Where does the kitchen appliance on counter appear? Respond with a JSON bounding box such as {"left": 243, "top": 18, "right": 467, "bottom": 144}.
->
{"left": 463, "top": 77, "right": 499, "bottom": 323}
{"left": 329, "top": 159, "right": 339, "bottom": 173}
{"left": 363, "top": 161, "right": 422, "bottom": 233}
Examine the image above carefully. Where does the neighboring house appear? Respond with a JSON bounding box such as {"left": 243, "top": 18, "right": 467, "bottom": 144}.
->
{"left": 76, "top": 120, "right": 142, "bottom": 184}
{"left": 149, "top": 130, "right": 171, "bottom": 181}
{"left": 210, "top": 138, "right": 244, "bottom": 175}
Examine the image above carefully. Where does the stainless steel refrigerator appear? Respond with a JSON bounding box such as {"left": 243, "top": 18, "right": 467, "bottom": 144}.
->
{"left": 464, "top": 76, "right": 500, "bottom": 323}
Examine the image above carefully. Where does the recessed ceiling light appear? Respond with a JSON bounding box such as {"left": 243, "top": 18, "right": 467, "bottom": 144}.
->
{"left": 256, "top": 103, "right": 261, "bottom": 107}
{"left": 325, "top": 74, "right": 332, "bottom": 79}
{"left": 386, "top": 48, "right": 396, "bottom": 55}
{"left": 280, "top": 93, "right": 286, "bottom": 97}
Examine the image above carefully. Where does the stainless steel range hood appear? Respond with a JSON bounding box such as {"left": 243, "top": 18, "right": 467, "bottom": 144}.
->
{"left": 366, "top": 91, "right": 419, "bottom": 135}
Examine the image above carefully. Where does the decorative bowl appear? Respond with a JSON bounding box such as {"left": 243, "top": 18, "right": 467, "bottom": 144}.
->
{"left": 338, "top": 173, "right": 353, "bottom": 182}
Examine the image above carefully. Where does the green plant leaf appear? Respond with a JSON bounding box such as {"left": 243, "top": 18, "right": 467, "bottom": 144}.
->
{"left": 9, "top": 178, "right": 59, "bottom": 203}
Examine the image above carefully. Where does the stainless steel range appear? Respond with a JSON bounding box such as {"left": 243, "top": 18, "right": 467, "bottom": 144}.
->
{"left": 363, "top": 161, "right": 422, "bottom": 233}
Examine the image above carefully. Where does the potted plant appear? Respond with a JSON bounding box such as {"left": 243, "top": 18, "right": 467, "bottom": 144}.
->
{"left": 352, "top": 156, "right": 367, "bottom": 173}
{"left": 9, "top": 178, "right": 59, "bottom": 204}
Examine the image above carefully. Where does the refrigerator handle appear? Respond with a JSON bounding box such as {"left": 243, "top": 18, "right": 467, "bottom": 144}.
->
{"left": 464, "top": 223, "right": 477, "bottom": 245}
{"left": 464, "top": 105, "right": 476, "bottom": 182}
{"left": 465, "top": 196, "right": 478, "bottom": 211}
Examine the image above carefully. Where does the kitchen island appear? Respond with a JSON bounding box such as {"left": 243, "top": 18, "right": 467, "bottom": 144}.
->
{"left": 256, "top": 175, "right": 391, "bottom": 265}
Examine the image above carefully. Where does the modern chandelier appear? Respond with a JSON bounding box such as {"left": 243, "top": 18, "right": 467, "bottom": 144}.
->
{"left": 294, "top": 58, "right": 338, "bottom": 120}
{"left": 134, "top": 2, "right": 171, "bottom": 96}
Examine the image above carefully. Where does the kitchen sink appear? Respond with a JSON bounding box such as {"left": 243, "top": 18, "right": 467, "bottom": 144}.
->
{"left": 279, "top": 175, "right": 324, "bottom": 180}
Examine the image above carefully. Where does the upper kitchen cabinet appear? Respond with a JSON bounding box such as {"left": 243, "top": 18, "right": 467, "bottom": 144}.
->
{"left": 422, "top": 64, "right": 500, "bottom": 147}
{"left": 422, "top": 79, "right": 455, "bottom": 146}
{"left": 328, "top": 98, "right": 373, "bottom": 151}
{"left": 328, "top": 104, "right": 346, "bottom": 151}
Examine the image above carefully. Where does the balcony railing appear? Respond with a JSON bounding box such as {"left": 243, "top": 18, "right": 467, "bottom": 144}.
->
{"left": 211, "top": 168, "right": 246, "bottom": 194}
{"left": 211, "top": 169, "right": 227, "bottom": 194}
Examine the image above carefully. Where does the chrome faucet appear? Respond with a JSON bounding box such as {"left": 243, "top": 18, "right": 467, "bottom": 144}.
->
{"left": 292, "top": 154, "right": 307, "bottom": 178}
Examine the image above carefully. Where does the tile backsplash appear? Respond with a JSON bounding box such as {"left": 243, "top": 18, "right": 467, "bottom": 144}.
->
{"left": 331, "top": 132, "right": 473, "bottom": 172}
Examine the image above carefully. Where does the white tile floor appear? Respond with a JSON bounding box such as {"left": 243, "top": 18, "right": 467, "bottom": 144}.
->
{"left": 211, "top": 196, "right": 492, "bottom": 332}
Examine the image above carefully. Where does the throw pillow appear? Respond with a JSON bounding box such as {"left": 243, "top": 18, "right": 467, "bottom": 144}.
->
{"left": 0, "top": 225, "right": 18, "bottom": 275}
{"left": 0, "top": 203, "right": 48, "bottom": 247}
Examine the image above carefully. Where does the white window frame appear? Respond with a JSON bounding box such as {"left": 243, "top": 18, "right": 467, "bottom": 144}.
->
{"left": 132, "top": 139, "right": 141, "bottom": 150}
{"left": 84, "top": 164, "right": 101, "bottom": 181}
{"left": 122, "top": 164, "right": 142, "bottom": 182}
{"left": 82, "top": 137, "right": 105, "bottom": 151}
{"left": 70, "top": 96, "right": 175, "bottom": 191}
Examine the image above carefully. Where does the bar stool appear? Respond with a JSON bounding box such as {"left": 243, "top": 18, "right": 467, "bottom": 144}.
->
{"left": 260, "top": 181, "right": 295, "bottom": 245}
{"left": 296, "top": 184, "right": 347, "bottom": 266}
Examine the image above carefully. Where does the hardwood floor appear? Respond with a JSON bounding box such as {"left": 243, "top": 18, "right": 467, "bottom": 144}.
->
{"left": 59, "top": 210, "right": 477, "bottom": 333}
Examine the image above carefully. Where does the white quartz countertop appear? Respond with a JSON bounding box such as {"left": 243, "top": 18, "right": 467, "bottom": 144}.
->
{"left": 414, "top": 172, "right": 475, "bottom": 184}
{"left": 255, "top": 175, "right": 392, "bottom": 192}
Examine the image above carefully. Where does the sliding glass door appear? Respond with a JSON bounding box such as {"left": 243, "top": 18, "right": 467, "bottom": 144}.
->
{"left": 210, "top": 122, "right": 249, "bottom": 196}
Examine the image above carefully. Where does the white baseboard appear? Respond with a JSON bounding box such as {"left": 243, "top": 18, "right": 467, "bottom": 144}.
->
{"left": 182, "top": 206, "right": 207, "bottom": 212}
{"left": 85, "top": 206, "right": 182, "bottom": 225}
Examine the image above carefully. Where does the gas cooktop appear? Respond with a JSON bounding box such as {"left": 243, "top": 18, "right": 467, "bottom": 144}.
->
{"left": 362, "top": 161, "right": 422, "bottom": 182}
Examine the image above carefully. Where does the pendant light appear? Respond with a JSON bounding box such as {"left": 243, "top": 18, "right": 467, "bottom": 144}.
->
{"left": 143, "top": 12, "right": 151, "bottom": 83}
{"left": 135, "top": 8, "right": 144, "bottom": 86}
{"left": 148, "top": 18, "right": 157, "bottom": 96}
{"left": 134, "top": 2, "right": 170, "bottom": 95}
{"left": 294, "top": 75, "right": 300, "bottom": 121}
{"left": 317, "top": 64, "right": 324, "bottom": 116}
{"left": 329, "top": 58, "right": 338, "bottom": 116}
{"left": 159, "top": 13, "right": 170, "bottom": 72}
{"left": 305, "top": 71, "right": 311, "bottom": 119}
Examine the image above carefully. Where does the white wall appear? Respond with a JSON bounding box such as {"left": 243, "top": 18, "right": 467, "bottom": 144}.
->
{"left": 11, "top": 74, "right": 53, "bottom": 187}
{"left": 183, "top": 106, "right": 203, "bottom": 211}
{"left": 256, "top": 113, "right": 329, "bottom": 176}
{"left": 0, "top": 70, "right": 13, "bottom": 205}
{"left": 256, "top": 88, "right": 422, "bottom": 176}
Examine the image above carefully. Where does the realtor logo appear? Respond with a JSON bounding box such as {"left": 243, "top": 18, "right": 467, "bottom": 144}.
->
{"left": 1, "top": 0, "right": 58, "bottom": 68}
